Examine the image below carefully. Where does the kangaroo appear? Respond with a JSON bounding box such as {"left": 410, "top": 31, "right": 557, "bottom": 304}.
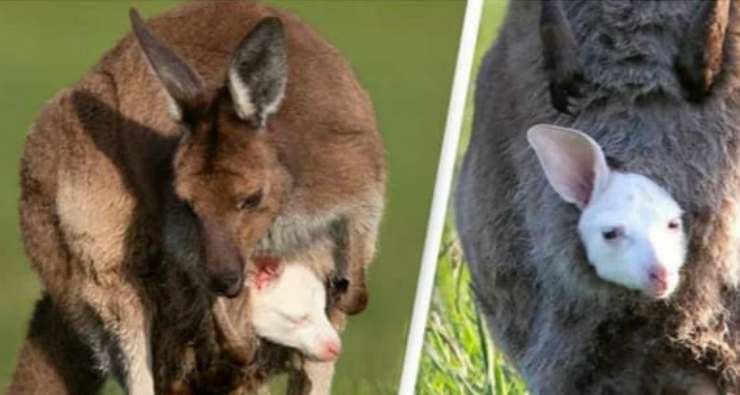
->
{"left": 457, "top": 0, "right": 738, "bottom": 392}
{"left": 9, "top": 2, "right": 385, "bottom": 394}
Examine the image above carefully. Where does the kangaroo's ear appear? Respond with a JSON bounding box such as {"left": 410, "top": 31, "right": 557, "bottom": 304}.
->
{"left": 228, "top": 17, "right": 287, "bottom": 129}
{"left": 130, "top": 8, "right": 206, "bottom": 121}
{"left": 675, "top": 0, "right": 730, "bottom": 102}
{"left": 527, "top": 124, "right": 610, "bottom": 209}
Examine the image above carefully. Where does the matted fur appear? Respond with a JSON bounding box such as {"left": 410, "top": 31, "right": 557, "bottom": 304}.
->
{"left": 457, "top": 0, "right": 740, "bottom": 393}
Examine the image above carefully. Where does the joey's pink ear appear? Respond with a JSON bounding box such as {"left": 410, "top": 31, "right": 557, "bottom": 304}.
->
{"left": 251, "top": 256, "right": 284, "bottom": 290}
{"left": 526, "top": 124, "right": 610, "bottom": 209}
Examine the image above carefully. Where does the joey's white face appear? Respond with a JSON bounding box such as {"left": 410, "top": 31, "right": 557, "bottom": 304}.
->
{"left": 578, "top": 172, "right": 687, "bottom": 298}
{"left": 528, "top": 124, "right": 688, "bottom": 300}
{"left": 249, "top": 264, "right": 341, "bottom": 361}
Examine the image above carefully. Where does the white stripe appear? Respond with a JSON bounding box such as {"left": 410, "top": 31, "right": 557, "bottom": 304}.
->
{"left": 397, "top": 0, "right": 483, "bottom": 393}
{"left": 228, "top": 67, "right": 256, "bottom": 120}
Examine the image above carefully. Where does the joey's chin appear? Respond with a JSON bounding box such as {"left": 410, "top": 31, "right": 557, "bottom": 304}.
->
{"left": 306, "top": 354, "right": 331, "bottom": 363}
{"left": 303, "top": 341, "right": 341, "bottom": 362}
{"left": 641, "top": 281, "right": 678, "bottom": 300}
{"left": 642, "top": 287, "right": 672, "bottom": 300}
{"left": 305, "top": 350, "right": 339, "bottom": 363}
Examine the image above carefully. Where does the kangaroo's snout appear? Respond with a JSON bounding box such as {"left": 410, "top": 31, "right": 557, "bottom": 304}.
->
{"left": 209, "top": 268, "right": 244, "bottom": 298}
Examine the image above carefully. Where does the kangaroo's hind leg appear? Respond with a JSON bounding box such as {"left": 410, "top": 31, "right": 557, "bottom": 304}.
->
{"left": 8, "top": 295, "right": 106, "bottom": 395}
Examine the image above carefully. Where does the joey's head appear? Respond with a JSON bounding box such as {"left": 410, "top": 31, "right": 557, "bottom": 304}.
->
{"left": 130, "top": 10, "right": 291, "bottom": 297}
{"left": 528, "top": 124, "right": 687, "bottom": 299}
{"left": 249, "top": 259, "right": 342, "bottom": 362}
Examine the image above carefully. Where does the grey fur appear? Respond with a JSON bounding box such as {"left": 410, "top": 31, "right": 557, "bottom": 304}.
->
{"left": 457, "top": 1, "right": 740, "bottom": 393}
{"left": 539, "top": 0, "right": 584, "bottom": 115}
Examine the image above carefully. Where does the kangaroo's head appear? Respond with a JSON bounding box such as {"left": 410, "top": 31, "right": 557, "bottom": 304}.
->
{"left": 130, "top": 9, "right": 291, "bottom": 298}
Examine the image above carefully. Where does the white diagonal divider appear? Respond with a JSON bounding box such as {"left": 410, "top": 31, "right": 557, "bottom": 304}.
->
{"left": 397, "top": 0, "right": 484, "bottom": 393}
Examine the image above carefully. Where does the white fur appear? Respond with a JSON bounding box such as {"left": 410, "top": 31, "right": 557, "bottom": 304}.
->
{"left": 165, "top": 93, "right": 182, "bottom": 122}
{"left": 227, "top": 68, "right": 257, "bottom": 121}
{"left": 249, "top": 264, "right": 341, "bottom": 361}
{"left": 528, "top": 124, "right": 687, "bottom": 299}
{"left": 124, "top": 328, "right": 155, "bottom": 395}
{"left": 302, "top": 361, "right": 336, "bottom": 395}
{"left": 578, "top": 172, "right": 686, "bottom": 298}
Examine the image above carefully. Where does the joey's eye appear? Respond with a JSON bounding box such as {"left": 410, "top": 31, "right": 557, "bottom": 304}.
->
{"left": 237, "top": 190, "right": 263, "bottom": 211}
{"left": 284, "top": 313, "right": 309, "bottom": 325}
{"left": 602, "top": 226, "right": 624, "bottom": 241}
{"left": 668, "top": 219, "right": 681, "bottom": 230}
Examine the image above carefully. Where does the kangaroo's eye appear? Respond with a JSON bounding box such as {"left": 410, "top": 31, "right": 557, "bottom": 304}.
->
{"left": 602, "top": 226, "right": 624, "bottom": 241}
{"left": 668, "top": 219, "right": 681, "bottom": 230}
{"left": 237, "top": 190, "right": 263, "bottom": 211}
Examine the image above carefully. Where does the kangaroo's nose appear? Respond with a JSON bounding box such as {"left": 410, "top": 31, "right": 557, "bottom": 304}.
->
{"left": 210, "top": 270, "right": 244, "bottom": 298}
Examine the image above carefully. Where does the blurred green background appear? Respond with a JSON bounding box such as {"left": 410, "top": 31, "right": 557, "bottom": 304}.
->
{"left": 0, "top": 1, "right": 465, "bottom": 393}
{"left": 416, "top": 1, "right": 530, "bottom": 394}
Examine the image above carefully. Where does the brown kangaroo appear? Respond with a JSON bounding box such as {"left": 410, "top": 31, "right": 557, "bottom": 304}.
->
{"left": 9, "top": 1, "right": 385, "bottom": 394}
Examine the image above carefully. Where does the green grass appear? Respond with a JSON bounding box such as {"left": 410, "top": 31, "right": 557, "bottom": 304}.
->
{"left": 417, "top": 1, "right": 528, "bottom": 394}
{"left": 417, "top": 227, "right": 527, "bottom": 395}
{"left": 0, "top": 1, "right": 465, "bottom": 393}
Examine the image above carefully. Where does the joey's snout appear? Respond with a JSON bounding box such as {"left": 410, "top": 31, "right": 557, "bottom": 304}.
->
{"left": 649, "top": 265, "right": 668, "bottom": 291}
{"left": 644, "top": 264, "right": 678, "bottom": 299}
{"left": 308, "top": 331, "right": 342, "bottom": 362}
{"left": 318, "top": 336, "right": 342, "bottom": 362}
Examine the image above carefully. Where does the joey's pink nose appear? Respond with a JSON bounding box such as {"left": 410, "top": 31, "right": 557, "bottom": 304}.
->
{"left": 321, "top": 340, "right": 342, "bottom": 361}
{"left": 648, "top": 265, "right": 668, "bottom": 293}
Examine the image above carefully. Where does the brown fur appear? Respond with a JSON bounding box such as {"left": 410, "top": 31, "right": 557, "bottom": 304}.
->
{"left": 8, "top": 296, "right": 106, "bottom": 395}
{"left": 675, "top": 0, "right": 732, "bottom": 102}
{"left": 10, "top": 1, "right": 384, "bottom": 394}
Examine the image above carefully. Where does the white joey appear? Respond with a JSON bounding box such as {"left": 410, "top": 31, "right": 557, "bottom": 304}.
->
{"left": 528, "top": 124, "right": 687, "bottom": 299}
{"left": 249, "top": 257, "right": 341, "bottom": 361}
